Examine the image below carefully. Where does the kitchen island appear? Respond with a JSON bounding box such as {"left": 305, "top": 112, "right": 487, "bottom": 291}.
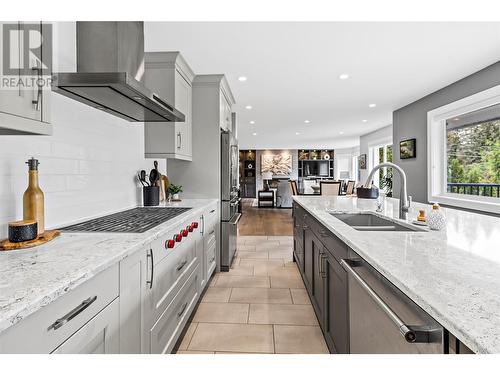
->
{"left": 0, "top": 199, "right": 218, "bottom": 353}
{"left": 292, "top": 195, "right": 500, "bottom": 354}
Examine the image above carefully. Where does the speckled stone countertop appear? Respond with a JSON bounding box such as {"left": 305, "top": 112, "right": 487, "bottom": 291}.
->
{"left": 293, "top": 195, "right": 500, "bottom": 354}
{"left": 0, "top": 199, "right": 218, "bottom": 336}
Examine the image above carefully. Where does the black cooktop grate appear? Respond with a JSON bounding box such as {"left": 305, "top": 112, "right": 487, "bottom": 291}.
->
{"left": 60, "top": 207, "right": 192, "bottom": 233}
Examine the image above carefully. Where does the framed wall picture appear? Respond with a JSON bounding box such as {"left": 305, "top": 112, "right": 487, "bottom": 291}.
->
{"left": 400, "top": 138, "right": 416, "bottom": 159}
{"left": 358, "top": 154, "right": 367, "bottom": 169}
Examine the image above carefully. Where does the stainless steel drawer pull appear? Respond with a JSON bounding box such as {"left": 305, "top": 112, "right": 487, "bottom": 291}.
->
{"left": 47, "top": 296, "right": 97, "bottom": 331}
{"left": 177, "top": 302, "right": 188, "bottom": 318}
{"left": 147, "top": 248, "right": 154, "bottom": 289}
{"left": 340, "top": 259, "right": 434, "bottom": 344}
{"left": 176, "top": 260, "right": 188, "bottom": 271}
{"left": 230, "top": 213, "right": 242, "bottom": 225}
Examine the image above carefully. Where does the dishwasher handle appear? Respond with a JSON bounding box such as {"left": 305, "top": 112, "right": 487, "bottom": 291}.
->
{"left": 341, "top": 259, "right": 431, "bottom": 344}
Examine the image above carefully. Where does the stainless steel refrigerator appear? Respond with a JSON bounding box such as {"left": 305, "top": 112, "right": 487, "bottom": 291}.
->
{"left": 220, "top": 113, "right": 241, "bottom": 271}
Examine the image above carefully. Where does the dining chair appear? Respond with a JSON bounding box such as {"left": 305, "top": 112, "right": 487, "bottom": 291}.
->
{"left": 289, "top": 180, "right": 299, "bottom": 196}
{"left": 320, "top": 181, "right": 342, "bottom": 196}
{"left": 346, "top": 180, "right": 355, "bottom": 195}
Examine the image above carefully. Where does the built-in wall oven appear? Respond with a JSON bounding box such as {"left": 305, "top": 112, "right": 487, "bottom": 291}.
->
{"left": 220, "top": 113, "right": 241, "bottom": 271}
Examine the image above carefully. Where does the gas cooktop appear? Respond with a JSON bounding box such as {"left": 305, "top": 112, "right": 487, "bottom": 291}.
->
{"left": 60, "top": 207, "right": 192, "bottom": 233}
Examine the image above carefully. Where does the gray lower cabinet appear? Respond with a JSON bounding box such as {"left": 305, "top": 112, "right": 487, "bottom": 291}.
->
{"left": 310, "top": 233, "right": 325, "bottom": 320}
{"left": 323, "top": 250, "right": 349, "bottom": 353}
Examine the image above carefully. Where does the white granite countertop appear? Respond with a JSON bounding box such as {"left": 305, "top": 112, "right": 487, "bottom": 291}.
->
{"left": 0, "top": 199, "right": 218, "bottom": 336}
{"left": 293, "top": 195, "right": 500, "bottom": 353}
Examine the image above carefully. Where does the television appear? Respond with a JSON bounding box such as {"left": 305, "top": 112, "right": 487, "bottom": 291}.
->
{"left": 303, "top": 160, "right": 329, "bottom": 177}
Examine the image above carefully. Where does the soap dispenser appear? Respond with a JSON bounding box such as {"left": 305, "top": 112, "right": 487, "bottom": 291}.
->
{"left": 23, "top": 157, "right": 45, "bottom": 236}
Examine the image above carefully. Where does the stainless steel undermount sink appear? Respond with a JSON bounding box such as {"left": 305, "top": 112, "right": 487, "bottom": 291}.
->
{"left": 330, "top": 213, "right": 424, "bottom": 232}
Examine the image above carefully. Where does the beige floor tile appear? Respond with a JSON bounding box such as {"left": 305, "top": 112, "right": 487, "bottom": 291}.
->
{"left": 202, "top": 287, "right": 232, "bottom": 303}
{"left": 248, "top": 304, "right": 318, "bottom": 325}
{"left": 255, "top": 266, "right": 299, "bottom": 277}
{"left": 176, "top": 350, "right": 215, "bottom": 354}
{"left": 268, "top": 250, "right": 293, "bottom": 261}
{"left": 254, "top": 242, "right": 287, "bottom": 251}
{"left": 244, "top": 239, "right": 280, "bottom": 246}
{"left": 192, "top": 302, "right": 249, "bottom": 324}
{"left": 188, "top": 323, "right": 274, "bottom": 353}
{"left": 284, "top": 260, "right": 298, "bottom": 268}
{"left": 237, "top": 251, "right": 269, "bottom": 259}
{"left": 270, "top": 274, "right": 306, "bottom": 289}
{"left": 290, "top": 288, "right": 311, "bottom": 304}
{"left": 216, "top": 275, "right": 270, "bottom": 288}
{"left": 227, "top": 265, "right": 254, "bottom": 276}
{"left": 178, "top": 322, "right": 198, "bottom": 350}
{"left": 237, "top": 244, "right": 257, "bottom": 252}
{"left": 274, "top": 325, "right": 329, "bottom": 354}
{"left": 267, "top": 236, "right": 294, "bottom": 242}
{"left": 229, "top": 288, "right": 292, "bottom": 304}
{"left": 208, "top": 275, "right": 218, "bottom": 287}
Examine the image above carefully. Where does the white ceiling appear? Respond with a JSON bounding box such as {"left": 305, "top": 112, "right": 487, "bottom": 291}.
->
{"left": 144, "top": 22, "right": 500, "bottom": 150}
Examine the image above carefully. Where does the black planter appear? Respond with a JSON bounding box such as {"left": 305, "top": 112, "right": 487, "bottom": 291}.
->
{"left": 143, "top": 186, "right": 160, "bottom": 206}
{"left": 356, "top": 186, "right": 379, "bottom": 199}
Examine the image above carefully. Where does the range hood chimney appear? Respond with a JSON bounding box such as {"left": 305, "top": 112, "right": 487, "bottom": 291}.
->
{"left": 52, "top": 22, "right": 185, "bottom": 122}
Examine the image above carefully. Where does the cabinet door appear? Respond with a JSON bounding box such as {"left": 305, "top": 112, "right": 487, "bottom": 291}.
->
{"left": 219, "top": 90, "right": 231, "bottom": 130}
{"left": 0, "top": 22, "right": 42, "bottom": 122}
{"left": 323, "top": 251, "right": 349, "bottom": 353}
{"left": 311, "top": 234, "right": 325, "bottom": 323}
{"left": 119, "top": 249, "right": 148, "bottom": 354}
{"left": 293, "top": 217, "right": 304, "bottom": 271}
{"left": 174, "top": 70, "right": 192, "bottom": 158}
{"left": 52, "top": 298, "right": 119, "bottom": 354}
{"left": 303, "top": 229, "right": 314, "bottom": 292}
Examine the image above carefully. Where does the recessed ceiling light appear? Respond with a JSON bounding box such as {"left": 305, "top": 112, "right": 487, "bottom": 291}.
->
{"left": 339, "top": 74, "right": 349, "bottom": 80}
{"left": 249, "top": 121, "right": 255, "bottom": 124}
{"left": 339, "top": 131, "right": 344, "bottom": 135}
{"left": 252, "top": 132, "right": 257, "bottom": 136}
{"left": 238, "top": 76, "right": 247, "bottom": 82}
{"left": 295, "top": 132, "right": 300, "bottom": 135}
{"left": 245, "top": 105, "right": 252, "bottom": 110}
{"left": 368, "top": 103, "right": 377, "bottom": 108}
{"left": 304, "top": 120, "right": 310, "bottom": 124}
{"left": 362, "top": 119, "right": 368, "bottom": 123}
{"left": 454, "top": 117, "right": 460, "bottom": 121}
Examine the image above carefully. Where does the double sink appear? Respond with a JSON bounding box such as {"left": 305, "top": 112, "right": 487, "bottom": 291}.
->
{"left": 330, "top": 213, "right": 424, "bottom": 232}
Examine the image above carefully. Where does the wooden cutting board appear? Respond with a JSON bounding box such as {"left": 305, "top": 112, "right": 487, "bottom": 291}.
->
{"left": 0, "top": 230, "right": 60, "bottom": 251}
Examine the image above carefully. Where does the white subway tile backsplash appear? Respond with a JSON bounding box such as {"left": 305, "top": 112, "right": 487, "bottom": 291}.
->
{"left": 0, "top": 93, "right": 167, "bottom": 237}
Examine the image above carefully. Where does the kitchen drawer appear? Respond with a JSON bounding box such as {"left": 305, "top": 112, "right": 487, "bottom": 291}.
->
{"left": 306, "top": 215, "right": 347, "bottom": 261}
{"left": 52, "top": 297, "right": 119, "bottom": 354}
{"left": 0, "top": 264, "right": 119, "bottom": 353}
{"left": 150, "top": 266, "right": 199, "bottom": 353}
{"left": 206, "top": 240, "right": 217, "bottom": 278}
{"left": 145, "top": 238, "right": 198, "bottom": 323}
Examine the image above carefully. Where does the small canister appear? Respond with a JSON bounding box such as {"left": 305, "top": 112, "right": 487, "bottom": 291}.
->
{"left": 8, "top": 220, "right": 38, "bottom": 243}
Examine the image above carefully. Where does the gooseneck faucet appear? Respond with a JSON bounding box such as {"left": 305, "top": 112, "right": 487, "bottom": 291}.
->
{"left": 363, "top": 162, "right": 412, "bottom": 220}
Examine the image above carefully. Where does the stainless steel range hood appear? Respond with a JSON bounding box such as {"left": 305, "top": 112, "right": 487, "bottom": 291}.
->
{"left": 52, "top": 22, "right": 185, "bottom": 122}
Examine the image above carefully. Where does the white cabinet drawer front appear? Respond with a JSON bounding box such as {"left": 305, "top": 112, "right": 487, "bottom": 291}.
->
{"left": 206, "top": 241, "right": 217, "bottom": 278}
{"left": 146, "top": 239, "right": 198, "bottom": 322}
{"left": 150, "top": 266, "right": 199, "bottom": 354}
{"left": 0, "top": 264, "right": 119, "bottom": 353}
{"left": 52, "top": 298, "right": 119, "bottom": 354}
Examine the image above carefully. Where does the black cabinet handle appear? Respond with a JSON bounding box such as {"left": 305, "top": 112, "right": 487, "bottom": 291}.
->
{"left": 177, "top": 260, "right": 188, "bottom": 271}
{"left": 47, "top": 296, "right": 97, "bottom": 331}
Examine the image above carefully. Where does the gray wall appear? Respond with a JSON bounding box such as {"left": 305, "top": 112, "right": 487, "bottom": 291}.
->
{"left": 393, "top": 61, "right": 500, "bottom": 202}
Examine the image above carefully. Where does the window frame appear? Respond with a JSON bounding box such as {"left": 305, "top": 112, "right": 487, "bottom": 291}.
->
{"left": 427, "top": 84, "right": 500, "bottom": 214}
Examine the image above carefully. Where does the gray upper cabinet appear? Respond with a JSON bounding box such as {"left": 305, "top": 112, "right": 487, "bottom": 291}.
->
{"left": 144, "top": 52, "right": 194, "bottom": 161}
{"left": 0, "top": 21, "right": 52, "bottom": 135}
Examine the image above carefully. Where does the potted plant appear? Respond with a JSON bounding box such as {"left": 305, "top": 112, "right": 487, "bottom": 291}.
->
{"left": 168, "top": 184, "right": 183, "bottom": 200}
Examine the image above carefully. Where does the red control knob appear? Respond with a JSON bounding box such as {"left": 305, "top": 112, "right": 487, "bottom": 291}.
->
{"left": 175, "top": 234, "right": 182, "bottom": 242}
{"left": 192, "top": 222, "right": 199, "bottom": 229}
{"left": 182, "top": 229, "right": 188, "bottom": 237}
{"left": 188, "top": 225, "right": 194, "bottom": 232}
{"left": 165, "top": 239, "right": 175, "bottom": 249}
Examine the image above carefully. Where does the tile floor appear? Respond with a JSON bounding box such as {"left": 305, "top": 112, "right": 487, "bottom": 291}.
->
{"left": 176, "top": 236, "right": 329, "bottom": 354}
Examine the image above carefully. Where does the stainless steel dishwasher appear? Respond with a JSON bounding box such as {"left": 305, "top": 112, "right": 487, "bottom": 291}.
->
{"left": 341, "top": 255, "right": 444, "bottom": 354}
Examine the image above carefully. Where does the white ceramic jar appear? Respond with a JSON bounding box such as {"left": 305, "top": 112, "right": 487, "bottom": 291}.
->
{"left": 427, "top": 203, "right": 446, "bottom": 230}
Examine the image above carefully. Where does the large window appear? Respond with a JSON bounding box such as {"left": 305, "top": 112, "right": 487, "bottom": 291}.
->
{"left": 428, "top": 85, "right": 500, "bottom": 214}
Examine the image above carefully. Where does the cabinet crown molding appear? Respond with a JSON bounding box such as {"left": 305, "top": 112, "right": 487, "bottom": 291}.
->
{"left": 145, "top": 51, "right": 195, "bottom": 82}
{"left": 193, "top": 74, "right": 236, "bottom": 105}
